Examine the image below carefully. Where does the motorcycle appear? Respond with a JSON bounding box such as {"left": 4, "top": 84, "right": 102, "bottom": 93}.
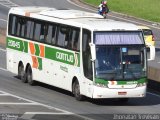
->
{"left": 98, "top": 5, "right": 109, "bottom": 19}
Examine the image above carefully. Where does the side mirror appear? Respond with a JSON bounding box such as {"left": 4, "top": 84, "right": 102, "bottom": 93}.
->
{"left": 89, "top": 43, "right": 96, "bottom": 61}
{"left": 147, "top": 44, "right": 155, "bottom": 61}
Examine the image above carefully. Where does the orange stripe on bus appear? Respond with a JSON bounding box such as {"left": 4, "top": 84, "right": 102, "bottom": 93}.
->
{"left": 39, "top": 45, "right": 45, "bottom": 57}
{"left": 29, "top": 42, "right": 35, "bottom": 55}
{"left": 32, "top": 56, "right": 38, "bottom": 69}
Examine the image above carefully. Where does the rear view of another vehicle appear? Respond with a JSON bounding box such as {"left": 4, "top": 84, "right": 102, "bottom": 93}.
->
{"left": 139, "top": 26, "right": 155, "bottom": 47}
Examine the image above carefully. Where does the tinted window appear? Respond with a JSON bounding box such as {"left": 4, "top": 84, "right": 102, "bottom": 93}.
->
{"left": 8, "top": 14, "right": 81, "bottom": 52}
{"left": 46, "top": 24, "right": 57, "bottom": 44}
{"left": 142, "top": 29, "right": 152, "bottom": 35}
{"left": 57, "top": 26, "right": 69, "bottom": 47}
{"left": 9, "top": 15, "right": 17, "bottom": 35}
{"left": 82, "top": 29, "right": 92, "bottom": 80}
{"left": 70, "top": 28, "right": 80, "bottom": 51}
{"left": 34, "top": 23, "right": 41, "bottom": 41}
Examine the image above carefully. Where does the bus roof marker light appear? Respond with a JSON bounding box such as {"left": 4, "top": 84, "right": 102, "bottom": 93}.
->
{"left": 25, "top": 12, "right": 30, "bottom": 17}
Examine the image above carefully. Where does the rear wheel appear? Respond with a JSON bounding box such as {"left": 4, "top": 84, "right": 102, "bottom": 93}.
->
{"left": 26, "top": 66, "right": 35, "bottom": 86}
{"left": 18, "top": 64, "right": 27, "bottom": 83}
{"left": 73, "top": 81, "right": 84, "bottom": 101}
{"left": 103, "top": 13, "right": 107, "bottom": 19}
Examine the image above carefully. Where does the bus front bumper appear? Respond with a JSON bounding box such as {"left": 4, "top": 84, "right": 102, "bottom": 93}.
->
{"left": 92, "top": 86, "right": 146, "bottom": 99}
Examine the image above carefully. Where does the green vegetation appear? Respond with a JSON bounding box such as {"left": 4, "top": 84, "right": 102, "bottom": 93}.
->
{"left": 83, "top": 0, "right": 160, "bottom": 23}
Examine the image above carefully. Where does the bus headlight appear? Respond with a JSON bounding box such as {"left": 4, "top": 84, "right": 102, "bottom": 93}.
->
{"left": 136, "top": 82, "right": 147, "bottom": 87}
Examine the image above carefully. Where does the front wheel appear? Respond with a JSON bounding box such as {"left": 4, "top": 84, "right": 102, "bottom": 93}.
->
{"left": 73, "top": 81, "right": 84, "bottom": 101}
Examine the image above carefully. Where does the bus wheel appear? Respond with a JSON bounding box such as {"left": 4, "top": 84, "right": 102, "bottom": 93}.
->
{"left": 73, "top": 81, "right": 84, "bottom": 101}
{"left": 26, "top": 66, "right": 35, "bottom": 86}
{"left": 18, "top": 64, "right": 27, "bottom": 83}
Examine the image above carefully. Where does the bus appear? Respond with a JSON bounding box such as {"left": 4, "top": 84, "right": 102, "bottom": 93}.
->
{"left": 6, "top": 7, "right": 155, "bottom": 101}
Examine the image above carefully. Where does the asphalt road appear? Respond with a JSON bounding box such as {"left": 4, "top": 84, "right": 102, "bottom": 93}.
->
{"left": 0, "top": 0, "right": 160, "bottom": 120}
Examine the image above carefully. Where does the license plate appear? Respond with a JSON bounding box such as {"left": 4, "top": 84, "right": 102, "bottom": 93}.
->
{"left": 118, "top": 92, "right": 127, "bottom": 95}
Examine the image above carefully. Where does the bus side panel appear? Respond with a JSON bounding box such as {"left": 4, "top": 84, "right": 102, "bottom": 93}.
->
{"left": 7, "top": 49, "right": 14, "bottom": 73}
{"left": 42, "top": 55, "right": 79, "bottom": 92}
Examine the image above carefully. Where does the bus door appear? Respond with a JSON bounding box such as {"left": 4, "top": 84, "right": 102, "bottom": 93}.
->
{"left": 82, "top": 29, "right": 93, "bottom": 97}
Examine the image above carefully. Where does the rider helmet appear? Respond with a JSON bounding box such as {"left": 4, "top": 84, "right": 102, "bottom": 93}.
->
{"left": 103, "top": 1, "right": 107, "bottom": 5}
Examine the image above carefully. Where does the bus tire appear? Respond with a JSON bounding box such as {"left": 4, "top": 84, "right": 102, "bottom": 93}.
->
{"left": 73, "top": 80, "right": 84, "bottom": 101}
{"left": 26, "top": 66, "right": 35, "bottom": 86}
{"left": 18, "top": 64, "right": 27, "bottom": 83}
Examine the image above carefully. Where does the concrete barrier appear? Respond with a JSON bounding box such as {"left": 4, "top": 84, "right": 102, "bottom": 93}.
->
{"left": 148, "top": 66, "right": 160, "bottom": 82}
{"left": 148, "top": 66, "right": 160, "bottom": 91}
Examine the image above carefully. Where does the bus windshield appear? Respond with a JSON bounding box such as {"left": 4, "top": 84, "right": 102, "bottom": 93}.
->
{"left": 94, "top": 32, "right": 146, "bottom": 80}
{"left": 95, "top": 46, "right": 146, "bottom": 80}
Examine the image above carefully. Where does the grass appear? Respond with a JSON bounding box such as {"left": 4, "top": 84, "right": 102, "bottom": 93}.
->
{"left": 83, "top": 0, "right": 160, "bottom": 23}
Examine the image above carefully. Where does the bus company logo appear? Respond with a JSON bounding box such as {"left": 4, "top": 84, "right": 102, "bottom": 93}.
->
{"left": 56, "top": 52, "right": 74, "bottom": 63}
{"left": 8, "top": 39, "right": 20, "bottom": 49}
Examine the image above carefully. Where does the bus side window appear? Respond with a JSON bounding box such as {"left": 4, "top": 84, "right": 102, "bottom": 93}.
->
{"left": 29, "top": 21, "right": 34, "bottom": 39}
{"left": 70, "top": 28, "right": 80, "bottom": 51}
{"left": 57, "top": 25, "right": 69, "bottom": 47}
{"left": 46, "top": 24, "right": 56, "bottom": 45}
{"left": 39, "top": 24, "right": 46, "bottom": 42}
{"left": 26, "top": 20, "right": 34, "bottom": 39}
{"left": 34, "top": 22, "right": 41, "bottom": 41}
{"left": 20, "top": 18, "right": 26, "bottom": 37}
{"left": 64, "top": 31, "right": 70, "bottom": 48}
{"left": 16, "top": 17, "right": 22, "bottom": 36}
{"left": 26, "top": 20, "right": 31, "bottom": 38}
{"left": 9, "top": 15, "right": 17, "bottom": 35}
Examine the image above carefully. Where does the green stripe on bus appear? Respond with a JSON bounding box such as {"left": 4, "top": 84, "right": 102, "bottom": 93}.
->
{"left": 23, "top": 41, "right": 28, "bottom": 53}
{"left": 45, "top": 46, "right": 80, "bottom": 66}
{"left": 95, "top": 77, "right": 147, "bottom": 85}
{"left": 95, "top": 78, "right": 108, "bottom": 84}
{"left": 38, "top": 57, "right": 42, "bottom": 70}
{"left": 7, "top": 37, "right": 80, "bottom": 67}
{"left": 7, "top": 37, "right": 25, "bottom": 52}
{"left": 35, "top": 44, "right": 40, "bottom": 56}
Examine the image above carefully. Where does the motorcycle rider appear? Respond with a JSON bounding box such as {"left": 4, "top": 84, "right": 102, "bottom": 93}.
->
{"left": 98, "top": 1, "right": 103, "bottom": 15}
{"left": 98, "top": 1, "right": 109, "bottom": 15}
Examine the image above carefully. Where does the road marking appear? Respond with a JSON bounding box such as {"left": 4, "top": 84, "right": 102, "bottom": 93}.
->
{"left": 0, "top": 90, "right": 94, "bottom": 120}
{"left": 0, "top": 47, "right": 6, "bottom": 52}
{"left": 24, "top": 112, "right": 72, "bottom": 115}
{"left": 67, "top": 0, "right": 160, "bottom": 30}
{"left": 0, "top": 90, "right": 43, "bottom": 104}
{"left": 147, "top": 92, "right": 160, "bottom": 98}
{"left": 0, "top": 103, "right": 40, "bottom": 105}
{"left": 0, "top": 67, "right": 8, "bottom": 71}
{"left": 0, "top": 94, "right": 9, "bottom": 96}
{"left": 0, "top": 0, "right": 19, "bottom": 8}
{"left": 20, "top": 112, "right": 77, "bottom": 120}
{"left": 0, "top": 18, "right": 7, "bottom": 22}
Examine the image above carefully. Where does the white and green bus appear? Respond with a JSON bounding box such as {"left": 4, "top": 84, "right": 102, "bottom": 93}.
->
{"left": 6, "top": 7, "right": 155, "bottom": 101}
